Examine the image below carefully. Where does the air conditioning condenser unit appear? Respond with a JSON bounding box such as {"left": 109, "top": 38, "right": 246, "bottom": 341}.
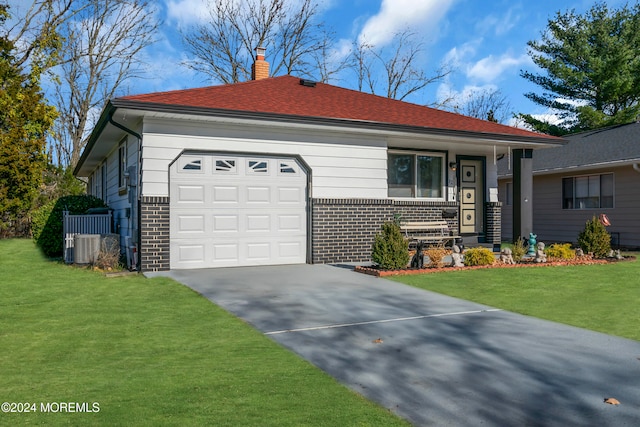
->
{"left": 74, "top": 234, "right": 101, "bottom": 264}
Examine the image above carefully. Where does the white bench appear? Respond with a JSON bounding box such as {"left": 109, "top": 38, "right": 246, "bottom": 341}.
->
{"left": 400, "top": 220, "right": 461, "bottom": 247}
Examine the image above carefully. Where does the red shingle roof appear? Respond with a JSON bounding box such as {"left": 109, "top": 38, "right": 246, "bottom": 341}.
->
{"left": 120, "top": 75, "right": 549, "bottom": 139}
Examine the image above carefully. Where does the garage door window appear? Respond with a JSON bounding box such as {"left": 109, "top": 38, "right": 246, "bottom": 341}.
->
{"left": 279, "top": 160, "right": 298, "bottom": 175}
{"left": 177, "top": 156, "right": 204, "bottom": 173}
{"left": 183, "top": 159, "right": 202, "bottom": 171}
{"left": 248, "top": 159, "right": 269, "bottom": 174}
{"left": 215, "top": 159, "right": 236, "bottom": 173}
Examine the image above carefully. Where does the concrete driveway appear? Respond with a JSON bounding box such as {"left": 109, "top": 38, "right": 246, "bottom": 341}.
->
{"left": 152, "top": 264, "right": 640, "bottom": 426}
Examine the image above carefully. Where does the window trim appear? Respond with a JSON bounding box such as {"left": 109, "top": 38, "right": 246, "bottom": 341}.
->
{"left": 387, "top": 150, "right": 446, "bottom": 200}
{"left": 562, "top": 172, "right": 614, "bottom": 210}
{"left": 118, "top": 138, "right": 128, "bottom": 195}
{"left": 101, "top": 162, "right": 107, "bottom": 201}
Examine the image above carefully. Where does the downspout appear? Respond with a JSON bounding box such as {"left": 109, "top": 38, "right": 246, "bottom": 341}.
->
{"left": 633, "top": 163, "right": 640, "bottom": 174}
{"left": 108, "top": 112, "right": 143, "bottom": 271}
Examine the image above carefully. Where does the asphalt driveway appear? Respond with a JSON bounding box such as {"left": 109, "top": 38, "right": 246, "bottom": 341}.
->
{"left": 151, "top": 264, "right": 640, "bottom": 426}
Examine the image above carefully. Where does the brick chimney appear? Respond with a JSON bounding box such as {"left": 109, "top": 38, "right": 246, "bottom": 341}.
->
{"left": 251, "top": 46, "right": 269, "bottom": 80}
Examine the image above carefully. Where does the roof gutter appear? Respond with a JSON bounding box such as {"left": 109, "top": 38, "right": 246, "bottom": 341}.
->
{"left": 73, "top": 101, "right": 117, "bottom": 176}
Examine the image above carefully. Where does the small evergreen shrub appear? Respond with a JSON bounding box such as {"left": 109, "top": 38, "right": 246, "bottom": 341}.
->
{"left": 371, "top": 221, "right": 410, "bottom": 269}
{"left": 33, "top": 195, "right": 108, "bottom": 258}
{"left": 545, "top": 243, "right": 576, "bottom": 260}
{"left": 464, "top": 247, "right": 495, "bottom": 266}
{"left": 509, "top": 237, "right": 527, "bottom": 262}
{"left": 577, "top": 215, "right": 611, "bottom": 258}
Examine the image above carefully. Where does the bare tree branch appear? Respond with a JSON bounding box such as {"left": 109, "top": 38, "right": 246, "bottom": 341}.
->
{"left": 181, "top": 0, "right": 326, "bottom": 84}
{"left": 352, "top": 29, "right": 452, "bottom": 101}
{"left": 309, "top": 29, "right": 350, "bottom": 84}
{"left": 443, "top": 87, "right": 513, "bottom": 124}
{"left": 3, "top": 0, "right": 84, "bottom": 73}
{"left": 51, "top": 0, "right": 159, "bottom": 167}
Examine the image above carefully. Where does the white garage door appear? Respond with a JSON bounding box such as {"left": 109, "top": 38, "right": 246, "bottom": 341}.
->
{"left": 170, "top": 153, "right": 308, "bottom": 269}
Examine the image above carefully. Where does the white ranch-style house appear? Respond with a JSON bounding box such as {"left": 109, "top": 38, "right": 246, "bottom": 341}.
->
{"left": 75, "top": 51, "right": 562, "bottom": 271}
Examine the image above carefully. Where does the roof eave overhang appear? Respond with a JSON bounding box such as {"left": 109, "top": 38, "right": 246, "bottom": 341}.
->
{"left": 498, "top": 158, "right": 640, "bottom": 179}
{"left": 111, "top": 99, "right": 565, "bottom": 146}
{"left": 75, "top": 99, "right": 565, "bottom": 176}
{"left": 74, "top": 101, "right": 118, "bottom": 176}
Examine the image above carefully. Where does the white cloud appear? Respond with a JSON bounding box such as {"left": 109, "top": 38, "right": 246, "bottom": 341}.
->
{"left": 476, "top": 6, "right": 521, "bottom": 37}
{"left": 436, "top": 82, "right": 498, "bottom": 110}
{"left": 466, "top": 53, "right": 531, "bottom": 82}
{"left": 358, "top": 0, "right": 456, "bottom": 47}
{"left": 166, "top": 0, "right": 209, "bottom": 26}
{"left": 443, "top": 40, "right": 480, "bottom": 67}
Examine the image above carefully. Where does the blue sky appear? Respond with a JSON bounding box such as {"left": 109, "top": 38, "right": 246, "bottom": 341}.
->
{"left": 10, "top": 0, "right": 628, "bottom": 125}
{"left": 135, "top": 0, "right": 628, "bottom": 125}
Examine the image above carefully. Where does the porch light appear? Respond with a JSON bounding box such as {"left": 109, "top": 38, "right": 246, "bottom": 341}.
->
{"left": 449, "top": 161, "right": 457, "bottom": 171}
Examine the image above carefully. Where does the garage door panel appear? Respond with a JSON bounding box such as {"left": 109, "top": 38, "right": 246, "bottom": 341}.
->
{"left": 177, "top": 215, "right": 205, "bottom": 233}
{"left": 279, "top": 241, "right": 302, "bottom": 258}
{"left": 171, "top": 154, "right": 307, "bottom": 269}
{"left": 278, "top": 187, "right": 303, "bottom": 204}
{"left": 278, "top": 214, "right": 303, "bottom": 232}
{"left": 246, "top": 186, "right": 271, "bottom": 203}
{"left": 247, "top": 242, "right": 271, "bottom": 260}
{"left": 213, "top": 186, "right": 239, "bottom": 203}
{"left": 246, "top": 214, "right": 270, "bottom": 232}
{"left": 174, "top": 243, "right": 206, "bottom": 263}
{"left": 212, "top": 215, "right": 238, "bottom": 232}
{"left": 176, "top": 185, "right": 205, "bottom": 203}
{"left": 213, "top": 243, "right": 239, "bottom": 261}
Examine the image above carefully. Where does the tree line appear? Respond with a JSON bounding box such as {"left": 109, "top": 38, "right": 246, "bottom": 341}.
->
{"left": 1, "top": 0, "right": 639, "bottom": 236}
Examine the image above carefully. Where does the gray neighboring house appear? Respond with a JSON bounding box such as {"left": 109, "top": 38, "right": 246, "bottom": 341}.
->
{"left": 498, "top": 121, "right": 640, "bottom": 248}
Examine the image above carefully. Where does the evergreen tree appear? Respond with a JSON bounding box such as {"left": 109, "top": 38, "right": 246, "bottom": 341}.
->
{"left": 0, "top": 5, "right": 57, "bottom": 236}
{"left": 519, "top": 2, "right": 640, "bottom": 135}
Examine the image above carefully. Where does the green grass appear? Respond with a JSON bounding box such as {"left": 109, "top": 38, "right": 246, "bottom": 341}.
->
{"left": 390, "top": 253, "right": 640, "bottom": 341}
{"left": 0, "top": 239, "right": 408, "bottom": 426}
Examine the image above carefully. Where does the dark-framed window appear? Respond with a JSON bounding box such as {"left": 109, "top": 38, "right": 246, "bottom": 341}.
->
{"left": 388, "top": 151, "right": 443, "bottom": 198}
{"left": 562, "top": 173, "right": 613, "bottom": 209}
{"left": 101, "top": 162, "right": 107, "bottom": 201}
{"left": 118, "top": 139, "right": 127, "bottom": 191}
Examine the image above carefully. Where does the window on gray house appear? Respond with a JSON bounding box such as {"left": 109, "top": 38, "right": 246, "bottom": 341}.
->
{"left": 388, "top": 152, "right": 443, "bottom": 198}
{"left": 562, "top": 173, "right": 613, "bottom": 209}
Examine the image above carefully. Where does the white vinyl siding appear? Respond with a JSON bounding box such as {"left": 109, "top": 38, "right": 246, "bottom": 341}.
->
{"left": 140, "top": 119, "right": 388, "bottom": 199}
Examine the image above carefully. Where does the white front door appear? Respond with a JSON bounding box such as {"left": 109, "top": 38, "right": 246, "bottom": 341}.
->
{"left": 459, "top": 159, "right": 484, "bottom": 234}
{"left": 170, "top": 153, "right": 308, "bottom": 269}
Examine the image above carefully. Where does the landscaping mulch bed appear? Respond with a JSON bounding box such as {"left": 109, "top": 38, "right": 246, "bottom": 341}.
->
{"left": 355, "top": 255, "right": 635, "bottom": 277}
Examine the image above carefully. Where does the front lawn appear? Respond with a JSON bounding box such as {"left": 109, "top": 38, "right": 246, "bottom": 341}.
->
{"left": 0, "top": 239, "right": 408, "bottom": 426}
{"left": 390, "top": 254, "right": 640, "bottom": 341}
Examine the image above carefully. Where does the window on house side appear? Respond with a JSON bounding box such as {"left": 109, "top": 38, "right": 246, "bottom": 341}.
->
{"left": 101, "top": 163, "right": 107, "bottom": 201}
{"left": 118, "top": 142, "right": 127, "bottom": 190}
{"left": 562, "top": 173, "right": 613, "bottom": 209}
{"left": 388, "top": 152, "right": 443, "bottom": 198}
